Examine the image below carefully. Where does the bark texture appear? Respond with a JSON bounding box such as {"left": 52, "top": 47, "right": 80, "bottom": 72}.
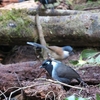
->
{"left": 0, "top": 61, "right": 100, "bottom": 98}
{"left": 0, "top": 6, "right": 100, "bottom": 46}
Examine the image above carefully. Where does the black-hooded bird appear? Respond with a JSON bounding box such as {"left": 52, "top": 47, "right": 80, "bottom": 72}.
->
{"left": 40, "top": 59, "right": 87, "bottom": 87}
{"left": 27, "top": 42, "right": 74, "bottom": 60}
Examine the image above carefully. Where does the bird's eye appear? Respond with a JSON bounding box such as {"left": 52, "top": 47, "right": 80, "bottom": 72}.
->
{"left": 42, "top": 61, "right": 50, "bottom": 66}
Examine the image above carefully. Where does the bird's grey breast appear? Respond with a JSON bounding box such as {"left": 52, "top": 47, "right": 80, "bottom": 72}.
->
{"left": 51, "top": 61, "right": 72, "bottom": 83}
{"left": 56, "top": 63, "right": 80, "bottom": 80}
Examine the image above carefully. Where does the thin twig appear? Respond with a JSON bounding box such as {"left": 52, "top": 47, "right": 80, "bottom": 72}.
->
{"left": 0, "top": 90, "right": 7, "bottom": 100}
{"left": 58, "top": 92, "right": 66, "bottom": 100}
{"left": 35, "top": 78, "right": 86, "bottom": 90}
{"left": 45, "top": 91, "right": 56, "bottom": 100}
{"left": 8, "top": 82, "right": 50, "bottom": 100}
{"left": 0, "top": 87, "right": 20, "bottom": 96}
{"left": 49, "top": 79, "right": 86, "bottom": 90}
{"left": 1, "top": 78, "right": 86, "bottom": 100}
{"left": 8, "top": 88, "right": 21, "bottom": 100}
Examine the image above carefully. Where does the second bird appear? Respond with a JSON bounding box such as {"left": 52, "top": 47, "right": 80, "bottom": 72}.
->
{"left": 37, "top": 0, "right": 57, "bottom": 8}
{"left": 27, "top": 42, "right": 74, "bottom": 60}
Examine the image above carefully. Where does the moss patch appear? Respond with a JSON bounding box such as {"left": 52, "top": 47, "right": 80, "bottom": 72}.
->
{"left": 74, "top": 1, "right": 100, "bottom": 10}
{"left": 0, "top": 9, "right": 35, "bottom": 37}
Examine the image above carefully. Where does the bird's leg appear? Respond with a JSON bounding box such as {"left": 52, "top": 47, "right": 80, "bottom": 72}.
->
{"left": 63, "top": 86, "right": 70, "bottom": 91}
{"left": 80, "top": 81, "right": 87, "bottom": 87}
{"left": 49, "top": 5, "right": 54, "bottom": 13}
{"left": 47, "top": 52, "right": 55, "bottom": 60}
{"left": 51, "top": 3, "right": 55, "bottom": 10}
{"left": 77, "top": 78, "right": 87, "bottom": 87}
{"left": 43, "top": 4, "right": 47, "bottom": 9}
{"left": 47, "top": 52, "right": 51, "bottom": 58}
{"left": 47, "top": 3, "right": 55, "bottom": 13}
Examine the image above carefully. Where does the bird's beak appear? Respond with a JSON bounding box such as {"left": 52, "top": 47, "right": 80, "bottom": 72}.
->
{"left": 70, "top": 51, "right": 74, "bottom": 55}
{"left": 39, "top": 65, "right": 43, "bottom": 68}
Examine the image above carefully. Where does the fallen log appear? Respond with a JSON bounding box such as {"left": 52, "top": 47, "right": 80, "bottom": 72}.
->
{"left": 0, "top": 61, "right": 42, "bottom": 91}
{"left": 0, "top": 61, "right": 100, "bottom": 94}
{"left": 0, "top": 9, "right": 100, "bottom": 47}
{"left": 0, "top": 1, "right": 100, "bottom": 47}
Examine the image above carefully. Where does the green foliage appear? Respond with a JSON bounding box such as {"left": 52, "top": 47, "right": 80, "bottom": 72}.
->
{"left": 96, "top": 94, "right": 100, "bottom": 100}
{"left": 87, "top": 0, "right": 96, "bottom": 2}
{"left": 70, "top": 49, "right": 100, "bottom": 66}
{"left": 70, "top": 59, "right": 86, "bottom": 66}
{"left": 0, "top": 9, "right": 34, "bottom": 37}
{"left": 0, "top": 9, "right": 25, "bottom": 21}
{"left": 95, "top": 55, "right": 100, "bottom": 64}
{"left": 88, "top": 0, "right": 92, "bottom": 1}
{"left": 64, "top": 95, "right": 88, "bottom": 100}
{"left": 65, "top": 0, "right": 73, "bottom": 5}
{"left": 74, "top": 1, "right": 100, "bottom": 10}
{"left": 64, "top": 94, "right": 100, "bottom": 100}
{"left": 80, "top": 49, "right": 98, "bottom": 59}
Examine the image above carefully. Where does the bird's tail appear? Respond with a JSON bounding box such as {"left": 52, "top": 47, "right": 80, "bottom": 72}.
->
{"left": 27, "top": 42, "right": 48, "bottom": 50}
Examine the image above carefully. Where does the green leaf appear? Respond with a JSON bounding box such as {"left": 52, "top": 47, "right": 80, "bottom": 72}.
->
{"left": 87, "top": 58, "right": 95, "bottom": 64}
{"left": 65, "top": 0, "right": 73, "bottom": 5}
{"left": 96, "top": 94, "right": 100, "bottom": 100}
{"left": 78, "top": 60, "right": 86, "bottom": 66}
{"left": 95, "top": 55, "right": 100, "bottom": 64}
{"left": 64, "top": 95, "right": 88, "bottom": 100}
{"left": 70, "top": 60, "right": 86, "bottom": 66}
{"left": 81, "top": 49, "right": 98, "bottom": 59}
{"left": 70, "top": 60, "right": 79, "bottom": 65}
{"left": 70, "top": 49, "right": 100, "bottom": 66}
{"left": 79, "top": 54, "right": 83, "bottom": 60}
{"left": 78, "top": 97, "right": 87, "bottom": 100}
{"left": 67, "top": 95, "right": 75, "bottom": 100}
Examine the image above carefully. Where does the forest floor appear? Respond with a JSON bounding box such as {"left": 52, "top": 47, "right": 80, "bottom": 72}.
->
{"left": 0, "top": 46, "right": 100, "bottom": 100}
{"left": 0, "top": 0, "right": 100, "bottom": 100}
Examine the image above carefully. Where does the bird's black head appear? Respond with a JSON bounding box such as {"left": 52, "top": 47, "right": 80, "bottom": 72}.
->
{"left": 63, "top": 46, "right": 74, "bottom": 55}
{"left": 40, "top": 59, "right": 52, "bottom": 68}
{"left": 40, "top": 59, "right": 53, "bottom": 76}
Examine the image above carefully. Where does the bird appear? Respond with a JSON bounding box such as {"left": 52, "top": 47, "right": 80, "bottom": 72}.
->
{"left": 40, "top": 59, "right": 87, "bottom": 87}
{"left": 27, "top": 42, "right": 74, "bottom": 60}
{"left": 35, "top": 0, "right": 57, "bottom": 9}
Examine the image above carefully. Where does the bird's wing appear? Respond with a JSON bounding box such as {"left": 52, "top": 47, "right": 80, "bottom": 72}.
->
{"left": 56, "top": 63, "right": 80, "bottom": 79}
{"left": 48, "top": 46, "right": 63, "bottom": 56}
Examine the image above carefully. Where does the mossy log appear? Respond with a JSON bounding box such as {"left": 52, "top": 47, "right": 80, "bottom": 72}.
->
{"left": 0, "top": 9, "right": 100, "bottom": 47}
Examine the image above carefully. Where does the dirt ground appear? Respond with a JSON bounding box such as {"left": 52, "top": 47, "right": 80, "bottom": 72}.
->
{"left": 0, "top": 45, "right": 100, "bottom": 100}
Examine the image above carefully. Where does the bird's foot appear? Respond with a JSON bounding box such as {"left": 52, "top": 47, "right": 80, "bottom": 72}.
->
{"left": 80, "top": 81, "right": 88, "bottom": 87}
